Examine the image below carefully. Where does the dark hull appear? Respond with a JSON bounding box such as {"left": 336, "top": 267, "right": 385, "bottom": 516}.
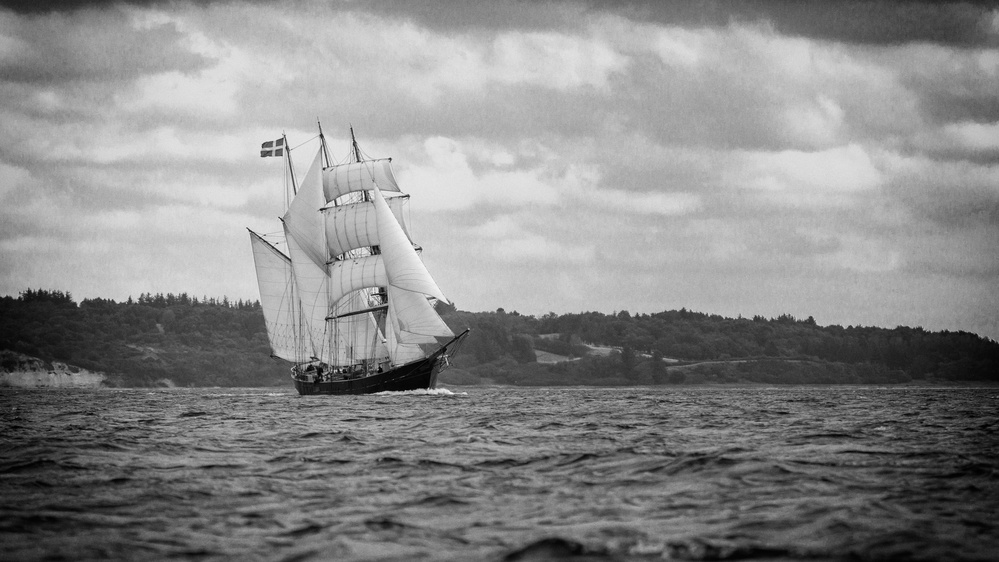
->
{"left": 292, "top": 330, "right": 468, "bottom": 396}
{"left": 294, "top": 354, "right": 441, "bottom": 395}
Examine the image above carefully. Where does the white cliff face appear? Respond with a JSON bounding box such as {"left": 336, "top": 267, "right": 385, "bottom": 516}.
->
{"left": 0, "top": 352, "right": 106, "bottom": 388}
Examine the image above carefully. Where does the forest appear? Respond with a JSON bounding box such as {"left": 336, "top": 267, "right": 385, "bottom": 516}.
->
{"left": 2, "top": 289, "right": 997, "bottom": 387}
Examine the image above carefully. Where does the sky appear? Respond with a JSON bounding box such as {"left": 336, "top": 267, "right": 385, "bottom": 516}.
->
{"left": 1, "top": 0, "right": 997, "bottom": 340}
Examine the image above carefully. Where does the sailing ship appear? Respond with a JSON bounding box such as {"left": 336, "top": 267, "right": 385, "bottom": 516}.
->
{"left": 248, "top": 125, "right": 468, "bottom": 395}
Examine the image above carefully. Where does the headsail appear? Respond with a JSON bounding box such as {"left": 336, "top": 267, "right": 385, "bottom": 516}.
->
{"left": 368, "top": 183, "right": 454, "bottom": 366}
{"left": 371, "top": 184, "right": 449, "bottom": 304}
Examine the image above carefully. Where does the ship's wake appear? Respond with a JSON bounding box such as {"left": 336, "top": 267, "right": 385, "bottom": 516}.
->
{"left": 373, "top": 388, "right": 466, "bottom": 396}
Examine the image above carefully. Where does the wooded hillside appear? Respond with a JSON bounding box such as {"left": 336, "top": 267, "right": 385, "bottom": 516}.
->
{"left": 2, "top": 290, "right": 996, "bottom": 387}
{"left": 445, "top": 307, "right": 998, "bottom": 386}
{"left": 1, "top": 290, "right": 276, "bottom": 387}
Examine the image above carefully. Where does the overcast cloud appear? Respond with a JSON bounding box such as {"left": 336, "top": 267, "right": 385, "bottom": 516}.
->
{"left": 1, "top": 0, "right": 997, "bottom": 340}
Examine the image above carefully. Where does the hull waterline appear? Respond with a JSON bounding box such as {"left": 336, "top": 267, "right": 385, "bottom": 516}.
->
{"left": 294, "top": 355, "right": 441, "bottom": 395}
{"left": 292, "top": 330, "right": 467, "bottom": 396}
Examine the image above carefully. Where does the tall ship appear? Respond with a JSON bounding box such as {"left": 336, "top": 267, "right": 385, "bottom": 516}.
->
{"left": 248, "top": 125, "right": 468, "bottom": 395}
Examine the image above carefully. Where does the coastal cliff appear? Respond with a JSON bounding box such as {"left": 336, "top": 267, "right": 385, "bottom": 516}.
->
{"left": 0, "top": 350, "right": 105, "bottom": 388}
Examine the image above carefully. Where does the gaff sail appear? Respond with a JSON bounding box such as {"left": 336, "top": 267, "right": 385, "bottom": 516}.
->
{"left": 247, "top": 230, "right": 299, "bottom": 362}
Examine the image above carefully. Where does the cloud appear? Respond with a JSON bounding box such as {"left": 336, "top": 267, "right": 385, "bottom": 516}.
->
{"left": 593, "top": 18, "right": 914, "bottom": 152}
{"left": 398, "top": 136, "right": 561, "bottom": 211}
{"left": 488, "top": 29, "right": 628, "bottom": 92}
{"left": 942, "top": 121, "right": 999, "bottom": 152}
{"left": 471, "top": 214, "right": 595, "bottom": 264}
{"left": 590, "top": 188, "right": 701, "bottom": 216}
{"left": 892, "top": 43, "right": 999, "bottom": 125}
{"left": 0, "top": 161, "right": 30, "bottom": 200}
{"left": 731, "top": 144, "right": 883, "bottom": 201}
{"left": 0, "top": 7, "right": 209, "bottom": 83}
{"left": 590, "top": 0, "right": 999, "bottom": 47}
{"left": 782, "top": 95, "right": 846, "bottom": 148}
{"left": 123, "top": 68, "right": 240, "bottom": 118}
{"left": 819, "top": 235, "right": 902, "bottom": 273}
{"left": 880, "top": 151, "right": 999, "bottom": 229}
{"left": 552, "top": 159, "right": 703, "bottom": 216}
{"left": 911, "top": 120, "right": 999, "bottom": 161}
{"left": 232, "top": 10, "right": 629, "bottom": 110}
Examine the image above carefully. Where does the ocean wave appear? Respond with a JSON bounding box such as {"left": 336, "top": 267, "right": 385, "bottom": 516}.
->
{"left": 1, "top": 385, "right": 995, "bottom": 561}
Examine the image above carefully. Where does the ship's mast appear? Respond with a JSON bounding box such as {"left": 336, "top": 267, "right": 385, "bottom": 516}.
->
{"left": 346, "top": 126, "right": 387, "bottom": 346}
{"left": 350, "top": 125, "right": 362, "bottom": 163}
{"left": 273, "top": 132, "right": 306, "bottom": 365}
{"left": 315, "top": 120, "right": 340, "bottom": 370}
{"left": 318, "top": 119, "right": 333, "bottom": 169}
{"left": 283, "top": 133, "right": 298, "bottom": 200}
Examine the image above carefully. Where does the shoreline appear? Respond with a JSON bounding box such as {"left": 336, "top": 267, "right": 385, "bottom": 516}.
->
{"left": 0, "top": 351, "right": 106, "bottom": 389}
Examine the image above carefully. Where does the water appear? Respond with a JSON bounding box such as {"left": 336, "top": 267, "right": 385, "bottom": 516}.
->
{"left": 1, "top": 386, "right": 996, "bottom": 561}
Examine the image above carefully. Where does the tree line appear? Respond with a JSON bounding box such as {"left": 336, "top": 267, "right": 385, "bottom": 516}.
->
{"left": 1, "top": 289, "right": 275, "bottom": 387}
{"left": 438, "top": 307, "right": 999, "bottom": 386}
{"left": 1, "top": 289, "right": 997, "bottom": 387}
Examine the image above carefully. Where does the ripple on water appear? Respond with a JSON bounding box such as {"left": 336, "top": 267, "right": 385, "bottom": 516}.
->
{"left": 0, "top": 386, "right": 996, "bottom": 561}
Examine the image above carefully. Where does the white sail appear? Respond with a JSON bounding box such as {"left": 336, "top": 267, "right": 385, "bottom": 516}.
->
{"left": 328, "top": 255, "right": 388, "bottom": 306}
{"left": 323, "top": 158, "right": 401, "bottom": 202}
{"left": 384, "top": 312, "right": 426, "bottom": 364}
{"left": 385, "top": 286, "right": 454, "bottom": 364}
{"left": 281, "top": 148, "right": 333, "bottom": 361}
{"left": 388, "top": 285, "right": 454, "bottom": 341}
{"left": 283, "top": 149, "right": 328, "bottom": 270}
{"left": 362, "top": 183, "right": 454, "bottom": 365}
{"left": 330, "top": 291, "right": 388, "bottom": 364}
{"left": 283, "top": 221, "right": 330, "bottom": 361}
{"left": 371, "top": 184, "right": 449, "bottom": 303}
{"left": 248, "top": 230, "right": 299, "bottom": 362}
{"left": 324, "top": 195, "right": 411, "bottom": 258}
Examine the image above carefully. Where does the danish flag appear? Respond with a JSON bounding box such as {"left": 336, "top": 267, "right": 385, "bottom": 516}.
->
{"left": 260, "top": 137, "right": 285, "bottom": 157}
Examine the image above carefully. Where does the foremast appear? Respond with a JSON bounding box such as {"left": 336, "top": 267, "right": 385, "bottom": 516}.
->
{"left": 250, "top": 132, "right": 316, "bottom": 368}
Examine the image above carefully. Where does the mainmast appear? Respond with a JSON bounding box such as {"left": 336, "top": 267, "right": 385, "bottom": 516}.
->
{"left": 318, "top": 120, "right": 333, "bottom": 169}
{"left": 349, "top": 125, "right": 382, "bottom": 260}
{"left": 345, "top": 126, "right": 387, "bottom": 356}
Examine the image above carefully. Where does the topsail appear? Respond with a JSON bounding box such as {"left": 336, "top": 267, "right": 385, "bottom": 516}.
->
{"left": 323, "top": 158, "right": 400, "bottom": 202}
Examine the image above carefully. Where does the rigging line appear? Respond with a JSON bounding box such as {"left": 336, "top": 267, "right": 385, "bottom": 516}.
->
{"left": 326, "top": 145, "right": 357, "bottom": 168}
{"left": 289, "top": 134, "right": 320, "bottom": 152}
{"left": 355, "top": 144, "right": 373, "bottom": 161}
{"left": 333, "top": 153, "right": 351, "bottom": 167}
